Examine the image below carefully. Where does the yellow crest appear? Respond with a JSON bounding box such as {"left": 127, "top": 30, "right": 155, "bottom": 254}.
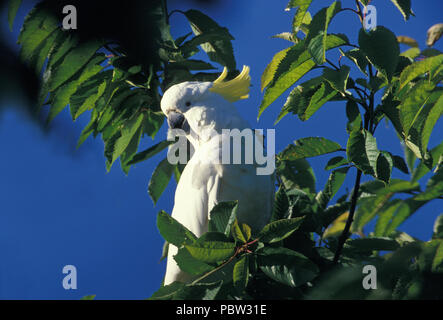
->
{"left": 209, "top": 65, "right": 251, "bottom": 102}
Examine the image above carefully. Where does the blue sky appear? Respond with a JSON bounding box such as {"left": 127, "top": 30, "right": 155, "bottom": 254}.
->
{"left": 0, "top": 0, "right": 442, "bottom": 299}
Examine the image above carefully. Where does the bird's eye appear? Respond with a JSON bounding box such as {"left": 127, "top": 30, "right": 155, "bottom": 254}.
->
{"left": 185, "top": 101, "right": 191, "bottom": 107}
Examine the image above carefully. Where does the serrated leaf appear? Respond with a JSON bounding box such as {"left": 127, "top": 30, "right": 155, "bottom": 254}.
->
{"left": 376, "top": 151, "right": 394, "bottom": 184}
{"left": 341, "top": 48, "right": 368, "bottom": 76}
{"left": 280, "top": 137, "right": 342, "bottom": 160}
{"left": 185, "top": 241, "right": 236, "bottom": 263}
{"left": 305, "top": 1, "right": 342, "bottom": 45}
{"left": 433, "top": 214, "right": 443, "bottom": 239}
{"left": 277, "top": 159, "right": 316, "bottom": 194}
{"left": 286, "top": 0, "right": 313, "bottom": 31}
{"left": 325, "top": 156, "right": 349, "bottom": 170}
{"left": 184, "top": 9, "right": 236, "bottom": 70}
{"left": 261, "top": 47, "right": 292, "bottom": 91}
{"left": 322, "top": 65, "right": 351, "bottom": 95}
{"left": 271, "top": 187, "right": 290, "bottom": 221}
{"left": 390, "top": 0, "right": 413, "bottom": 21}
{"left": 49, "top": 39, "right": 104, "bottom": 92}
{"left": 18, "top": 5, "right": 58, "bottom": 62}
{"left": 174, "top": 247, "right": 214, "bottom": 275}
{"left": 358, "top": 26, "right": 400, "bottom": 82}
{"left": 46, "top": 55, "right": 106, "bottom": 123}
{"left": 316, "top": 167, "right": 349, "bottom": 209}
{"left": 258, "top": 217, "right": 304, "bottom": 243}
{"left": 149, "top": 282, "right": 186, "bottom": 300}
{"left": 347, "top": 129, "right": 379, "bottom": 176}
{"left": 346, "top": 237, "right": 400, "bottom": 251}
{"left": 173, "top": 281, "right": 223, "bottom": 300}
{"left": 258, "top": 247, "right": 319, "bottom": 287}
{"left": 149, "top": 158, "right": 175, "bottom": 205}
{"left": 399, "top": 54, "right": 443, "bottom": 89}
{"left": 259, "top": 34, "right": 346, "bottom": 118}
{"left": 208, "top": 201, "right": 238, "bottom": 237}
{"left": 352, "top": 179, "right": 420, "bottom": 231}
{"left": 233, "top": 255, "right": 249, "bottom": 291}
{"left": 157, "top": 210, "right": 197, "bottom": 247}
{"left": 127, "top": 140, "right": 173, "bottom": 166}
{"left": 7, "top": 0, "right": 22, "bottom": 31}
{"left": 323, "top": 212, "right": 348, "bottom": 238}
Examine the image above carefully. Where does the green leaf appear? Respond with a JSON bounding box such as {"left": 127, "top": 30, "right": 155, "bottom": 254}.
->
{"left": 185, "top": 241, "right": 236, "bottom": 263}
{"left": 305, "top": 1, "right": 342, "bottom": 45}
{"left": 346, "top": 237, "right": 400, "bottom": 251}
{"left": 286, "top": 0, "right": 313, "bottom": 31}
{"left": 277, "top": 159, "right": 316, "bottom": 194}
{"left": 80, "top": 295, "right": 96, "bottom": 300}
{"left": 149, "top": 158, "right": 175, "bottom": 205}
{"left": 258, "top": 247, "right": 319, "bottom": 287}
{"left": 18, "top": 5, "right": 58, "bottom": 61}
{"left": 322, "top": 65, "right": 351, "bottom": 95}
{"left": 376, "top": 151, "right": 394, "bottom": 184}
{"left": 397, "top": 80, "right": 435, "bottom": 139}
{"left": 316, "top": 167, "right": 349, "bottom": 209}
{"left": 184, "top": 9, "right": 236, "bottom": 70}
{"left": 347, "top": 129, "right": 379, "bottom": 176}
{"left": 412, "top": 142, "right": 443, "bottom": 182}
{"left": 231, "top": 220, "right": 247, "bottom": 243}
{"left": 418, "top": 240, "right": 443, "bottom": 273}
{"left": 271, "top": 187, "right": 290, "bottom": 221}
{"left": 149, "top": 282, "right": 186, "bottom": 300}
{"left": 70, "top": 77, "right": 108, "bottom": 121}
{"left": 433, "top": 214, "right": 443, "bottom": 239}
{"left": 325, "top": 156, "right": 349, "bottom": 170}
{"left": 261, "top": 47, "right": 292, "bottom": 91}
{"left": 275, "top": 76, "right": 333, "bottom": 124}
{"left": 110, "top": 113, "right": 144, "bottom": 166}
{"left": 259, "top": 34, "right": 346, "bottom": 118}
{"left": 77, "top": 110, "right": 98, "bottom": 148}
{"left": 46, "top": 54, "right": 106, "bottom": 123}
{"left": 156, "top": 210, "right": 197, "bottom": 247}
{"left": 420, "top": 93, "right": 443, "bottom": 156}
{"left": 174, "top": 247, "right": 214, "bottom": 275}
{"left": 390, "top": 0, "right": 414, "bottom": 21}
{"left": 173, "top": 281, "right": 223, "bottom": 300}
{"left": 374, "top": 199, "right": 404, "bottom": 236}
{"left": 346, "top": 100, "right": 362, "bottom": 133}
{"left": 341, "top": 48, "right": 368, "bottom": 76}
{"left": 7, "top": 0, "right": 22, "bottom": 31}
{"left": 233, "top": 255, "right": 249, "bottom": 291}
{"left": 352, "top": 179, "right": 420, "bottom": 231}
{"left": 49, "top": 39, "right": 104, "bottom": 92}
{"left": 127, "top": 140, "right": 173, "bottom": 166}
{"left": 358, "top": 26, "right": 400, "bottom": 82}
{"left": 392, "top": 154, "right": 409, "bottom": 174}
{"left": 399, "top": 54, "right": 443, "bottom": 89}
{"left": 323, "top": 212, "right": 349, "bottom": 238}
{"left": 258, "top": 217, "right": 305, "bottom": 243}
{"left": 280, "top": 137, "right": 342, "bottom": 160}
{"left": 208, "top": 201, "right": 238, "bottom": 237}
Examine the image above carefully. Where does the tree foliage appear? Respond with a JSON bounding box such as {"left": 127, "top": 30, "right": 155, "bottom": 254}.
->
{"left": 8, "top": 0, "right": 443, "bottom": 300}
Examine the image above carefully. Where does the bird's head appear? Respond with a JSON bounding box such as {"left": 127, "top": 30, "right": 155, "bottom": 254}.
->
{"left": 161, "top": 66, "right": 251, "bottom": 144}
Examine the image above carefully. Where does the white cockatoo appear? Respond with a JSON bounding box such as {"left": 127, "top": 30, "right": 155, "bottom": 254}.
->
{"left": 160, "top": 66, "right": 274, "bottom": 285}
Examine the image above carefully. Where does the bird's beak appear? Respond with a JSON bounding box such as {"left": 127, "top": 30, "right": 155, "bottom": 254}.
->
{"left": 167, "top": 111, "right": 190, "bottom": 133}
